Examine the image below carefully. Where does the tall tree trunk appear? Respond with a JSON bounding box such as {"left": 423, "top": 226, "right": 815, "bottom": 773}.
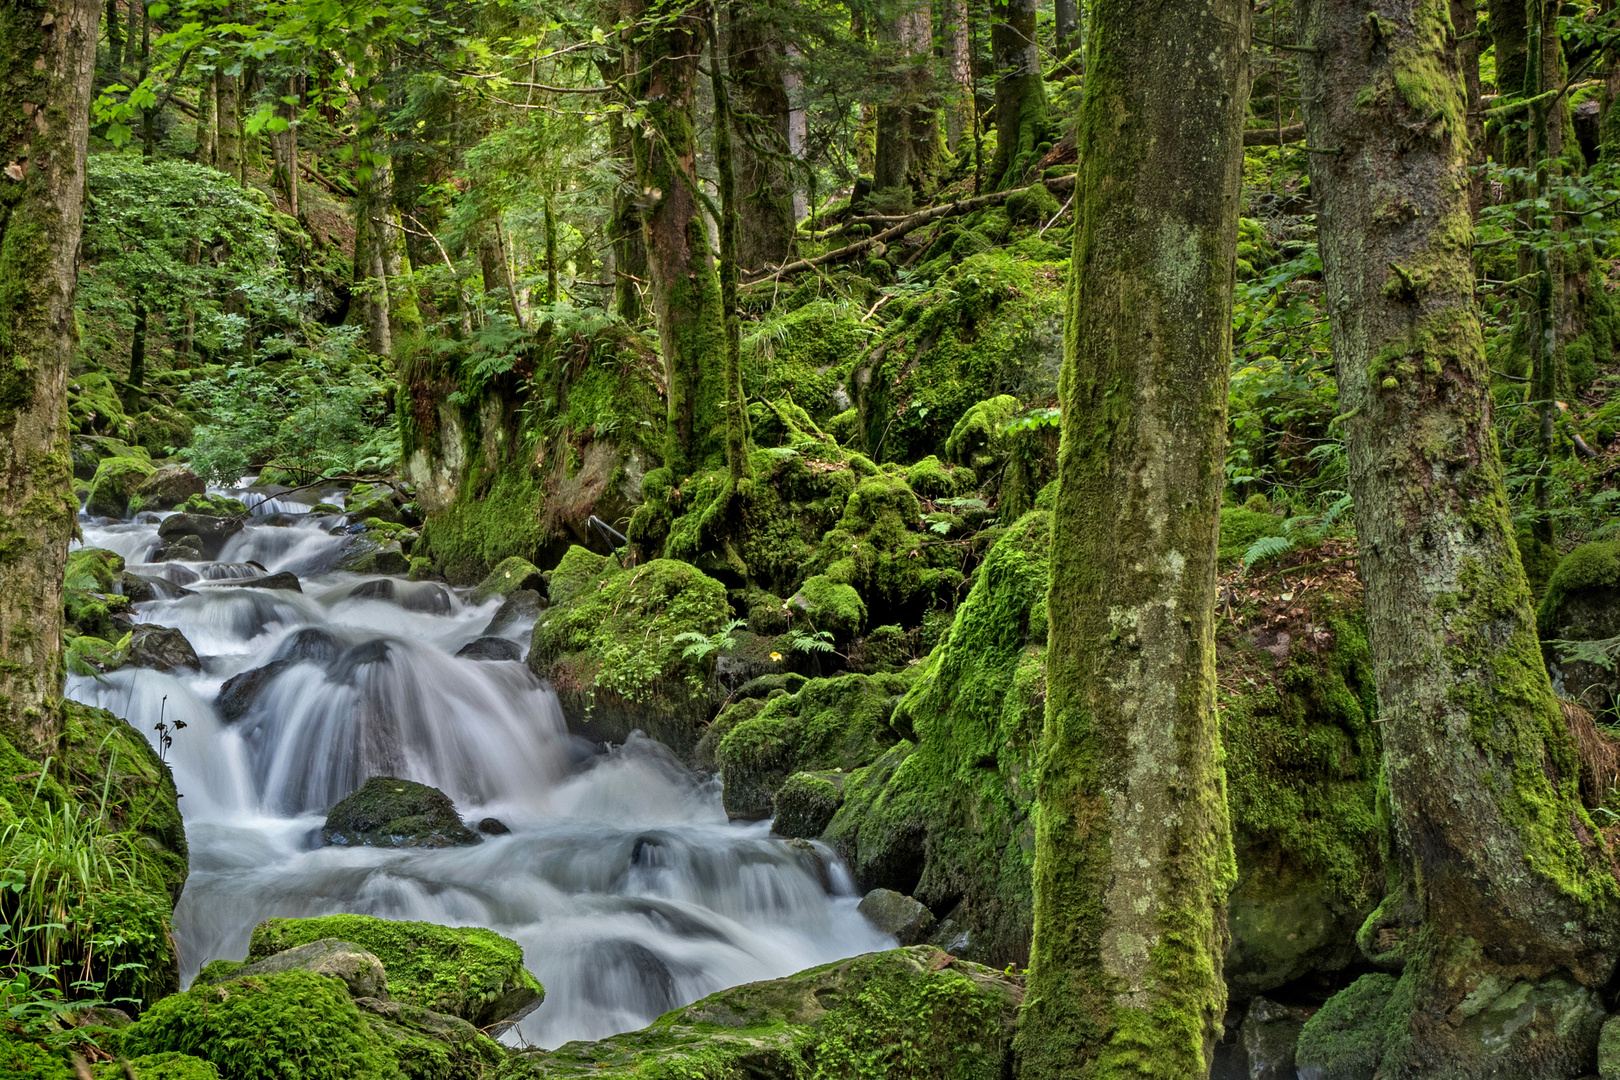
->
{"left": 353, "top": 128, "right": 393, "bottom": 355}
{"left": 104, "top": 0, "right": 121, "bottom": 71}
{"left": 783, "top": 44, "right": 806, "bottom": 221}
{"left": 0, "top": 0, "right": 98, "bottom": 747}
{"left": 1298, "top": 2, "right": 1619, "bottom": 1075}
{"left": 728, "top": 1, "right": 794, "bottom": 270}
{"left": 872, "top": 0, "right": 930, "bottom": 198}
{"left": 988, "top": 0, "right": 1045, "bottom": 189}
{"left": 941, "top": 0, "right": 974, "bottom": 149}
{"left": 1011, "top": 0, "right": 1250, "bottom": 1075}
{"left": 710, "top": 6, "right": 748, "bottom": 486}
{"left": 597, "top": 5, "right": 649, "bottom": 321}
{"left": 626, "top": 0, "right": 726, "bottom": 478}
{"left": 477, "top": 224, "right": 512, "bottom": 316}
{"left": 215, "top": 69, "right": 241, "bottom": 180}
{"left": 195, "top": 68, "right": 216, "bottom": 167}
{"left": 1053, "top": 0, "right": 1079, "bottom": 67}
{"left": 125, "top": 296, "right": 146, "bottom": 413}
{"left": 1451, "top": 0, "right": 1482, "bottom": 216}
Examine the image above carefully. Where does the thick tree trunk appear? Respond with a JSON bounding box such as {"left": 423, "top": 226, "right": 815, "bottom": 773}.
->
{"left": 126, "top": 297, "right": 146, "bottom": 413}
{"left": 941, "top": 0, "right": 974, "bottom": 149}
{"left": 1011, "top": 0, "right": 1250, "bottom": 1076}
{"left": 1053, "top": 0, "right": 1079, "bottom": 66}
{"left": 0, "top": 0, "right": 98, "bottom": 747}
{"left": 988, "top": 0, "right": 1045, "bottom": 189}
{"left": 872, "top": 0, "right": 930, "bottom": 199}
{"left": 783, "top": 46, "right": 806, "bottom": 221}
{"left": 1299, "top": 2, "right": 1619, "bottom": 1075}
{"left": 353, "top": 132, "right": 393, "bottom": 355}
{"left": 626, "top": 0, "right": 726, "bottom": 477}
{"left": 728, "top": 3, "right": 794, "bottom": 270}
{"left": 104, "top": 0, "right": 121, "bottom": 70}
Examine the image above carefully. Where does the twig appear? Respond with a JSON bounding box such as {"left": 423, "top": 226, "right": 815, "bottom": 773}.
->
{"left": 1036, "top": 192, "right": 1074, "bottom": 238}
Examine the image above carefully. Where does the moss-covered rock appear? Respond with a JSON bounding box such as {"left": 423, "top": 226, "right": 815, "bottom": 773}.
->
{"left": 809, "top": 473, "right": 963, "bottom": 627}
{"left": 849, "top": 252, "right": 1065, "bottom": 465}
{"left": 824, "top": 509, "right": 1050, "bottom": 965}
{"left": 248, "top": 915, "right": 544, "bottom": 1027}
{"left": 743, "top": 300, "right": 869, "bottom": 423}
{"left": 716, "top": 671, "right": 909, "bottom": 820}
{"left": 323, "top": 776, "right": 481, "bottom": 848}
{"left": 86, "top": 454, "right": 158, "bottom": 518}
{"left": 529, "top": 551, "right": 730, "bottom": 754}
{"left": 471, "top": 556, "right": 546, "bottom": 605}
{"left": 358, "top": 995, "right": 510, "bottom": 1080}
{"left": 1218, "top": 504, "right": 1287, "bottom": 564}
{"left": 135, "top": 465, "right": 206, "bottom": 510}
{"left": 771, "top": 770, "right": 846, "bottom": 838}
{"left": 417, "top": 466, "right": 555, "bottom": 586}
{"left": 177, "top": 492, "right": 249, "bottom": 517}
{"left": 499, "top": 946, "right": 1021, "bottom": 1080}
{"left": 787, "top": 575, "right": 867, "bottom": 640}
{"left": 1538, "top": 540, "right": 1620, "bottom": 713}
{"left": 0, "top": 1031, "right": 74, "bottom": 1079}
{"left": 119, "top": 970, "right": 400, "bottom": 1080}
{"left": 93, "top": 1053, "right": 222, "bottom": 1080}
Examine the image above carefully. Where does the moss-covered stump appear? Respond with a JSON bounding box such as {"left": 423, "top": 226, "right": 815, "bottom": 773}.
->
{"left": 323, "top": 776, "right": 481, "bottom": 848}
{"left": 86, "top": 452, "right": 157, "bottom": 518}
{"left": 119, "top": 970, "right": 401, "bottom": 1080}
{"left": 823, "top": 510, "right": 1051, "bottom": 966}
{"left": 498, "top": 946, "right": 1022, "bottom": 1080}
{"left": 714, "top": 672, "right": 909, "bottom": 820}
{"left": 248, "top": 915, "right": 544, "bottom": 1027}
{"left": 529, "top": 548, "right": 730, "bottom": 756}
{"left": 1538, "top": 540, "right": 1620, "bottom": 714}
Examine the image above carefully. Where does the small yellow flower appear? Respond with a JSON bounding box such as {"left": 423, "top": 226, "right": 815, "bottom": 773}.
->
{"left": 769, "top": 651, "right": 783, "bottom": 663}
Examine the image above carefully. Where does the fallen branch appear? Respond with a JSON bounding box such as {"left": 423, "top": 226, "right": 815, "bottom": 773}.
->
{"left": 1243, "top": 123, "right": 1306, "bottom": 146}
{"left": 746, "top": 174, "right": 1077, "bottom": 284}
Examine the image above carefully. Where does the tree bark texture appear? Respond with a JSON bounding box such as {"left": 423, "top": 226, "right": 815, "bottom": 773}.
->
{"left": 215, "top": 69, "right": 241, "bottom": 180}
{"left": 626, "top": 0, "right": 726, "bottom": 477}
{"left": 942, "top": 0, "right": 974, "bottom": 149}
{"left": 1012, "top": 0, "right": 1250, "bottom": 1076}
{"left": 728, "top": 2, "right": 794, "bottom": 270}
{"left": 988, "top": 0, "right": 1045, "bottom": 189}
{"left": 1299, "top": 1, "right": 1619, "bottom": 1074}
{"left": 352, "top": 133, "right": 393, "bottom": 355}
{"left": 872, "top": 0, "right": 930, "bottom": 196}
{"left": 0, "top": 0, "right": 99, "bottom": 746}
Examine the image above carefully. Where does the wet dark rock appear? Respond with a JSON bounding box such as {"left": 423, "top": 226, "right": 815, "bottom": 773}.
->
{"left": 342, "top": 578, "right": 452, "bottom": 614}
{"left": 157, "top": 512, "right": 243, "bottom": 560}
{"left": 457, "top": 636, "right": 523, "bottom": 662}
{"left": 857, "top": 888, "right": 935, "bottom": 945}
{"left": 476, "top": 817, "right": 510, "bottom": 835}
{"left": 272, "top": 627, "right": 340, "bottom": 665}
{"left": 323, "top": 776, "right": 481, "bottom": 848}
{"left": 135, "top": 465, "right": 206, "bottom": 510}
{"left": 578, "top": 939, "right": 681, "bottom": 1019}
{"left": 771, "top": 771, "right": 845, "bottom": 839}
{"left": 481, "top": 589, "right": 543, "bottom": 638}
{"left": 329, "top": 639, "right": 394, "bottom": 684}
{"left": 472, "top": 557, "right": 546, "bottom": 604}
{"left": 120, "top": 572, "right": 158, "bottom": 604}
{"left": 152, "top": 535, "right": 205, "bottom": 562}
{"left": 1239, "top": 996, "right": 1310, "bottom": 1080}
{"left": 126, "top": 624, "right": 201, "bottom": 672}
{"left": 216, "top": 660, "right": 292, "bottom": 722}
{"left": 238, "top": 571, "right": 303, "bottom": 592}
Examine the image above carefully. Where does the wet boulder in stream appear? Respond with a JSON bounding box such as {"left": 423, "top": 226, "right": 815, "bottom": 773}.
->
{"left": 457, "top": 636, "right": 523, "bottom": 662}
{"left": 323, "top": 776, "right": 481, "bottom": 849}
{"left": 126, "top": 624, "right": 201, "bottom": 672}
{"left": 216, "top": 660, "right": 292, "bottom": 722}
{"left": 135, "top": 464, "right": 206, "bottom": 510}
{"left": 482, "top": 588, "right": 544, "bottom": 637}
{"left": 236, "top": 571, "right": 303, "bottom": 592}
{"left": 157, "top": 512, "right": 243, "bottom": 560}
{"left": 218, "top": 938, "right": 389, "bottom": 1001}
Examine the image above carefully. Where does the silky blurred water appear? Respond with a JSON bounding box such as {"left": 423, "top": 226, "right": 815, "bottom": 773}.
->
{"left": 69, "top": 495, "right": 889, "bottom": 1046}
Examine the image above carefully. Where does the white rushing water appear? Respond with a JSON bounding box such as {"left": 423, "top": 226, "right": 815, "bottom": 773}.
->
{"left": 70, "top": 497, "right": 890, "bottom": 1047}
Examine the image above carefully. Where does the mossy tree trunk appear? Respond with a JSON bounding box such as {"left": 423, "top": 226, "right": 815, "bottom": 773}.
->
{"left": 710, "top": 7, "right": 749, "bottom": 486}
{"left": 1012, "top": 0, "right": 1249, "bottom": 1076}
{"left": 727, "top": 1, "right": 794, "bottom": 271}
{"left": 872, "top": 0, "right": 930, "bottom": 199}
{"left": 1299, "top": 1, "right": 1619, "bottom": 1072}
{"left": 988, "top": 0, "right": 1045, "bottom": 189}
{"left": 941, "top": 0, "right": 974, "bottom": 150}
{"left": 352, "top": 123, "right": 393, "bottom": 356}
{"left": 0, "top": 0, "right": 99, "bottom": 746}
{"left": 215, "top": 68, "right": 241, "bottom": 180}
{"left": 595, "top": 5, "right": 649, "bottom": 322}
{"left": 626, "top": 0, "right": 727, "bottom": 478}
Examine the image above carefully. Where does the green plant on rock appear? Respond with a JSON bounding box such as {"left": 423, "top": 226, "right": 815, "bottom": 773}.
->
{"left": 675, "top": 619, "right": 746, "bottom": 661}
{"left": 1240, "top": 493, "right": 1354, "bottom": 571}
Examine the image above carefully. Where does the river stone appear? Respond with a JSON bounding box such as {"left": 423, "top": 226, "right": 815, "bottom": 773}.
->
{"left": 1599, "top": 1015, "right": 1620, "bottom": 1079}
{"left": 457, "top": 636, "right": 523, "bottom": 662}
{"left": 157, "top": 513, "right": 244, "bottom": 560}
{"left": 226, "top": 939, "right": 389, "bottom": 1002}
{"left": 323, "top": 776, "right": 481, "bottom": 848}
{"left": 482, "top": 589, "right": 543, "bottom": 637}
{"left": 120, "top": 572, "right": 158, "bottom": 603}
{"left": 153, "top": 535, "right": 205, "bottom": 562}
{"left": 237, "top": 571, "right": 302, "bottom": 592}
{"left": 857, "top": 888, "right": 935, "bottom": 945}
{"left": 472, "top": 557, "right": 546, "bottom": 605}
{"left": 135, "top": 465, "right": 206, "bottom": 510}
{"left": 1241, "top": 996, "right": 1311, "bottom": 1080}
{"left": 126, "top": 625, "right": 201, "bottom": 672}
{"left": 273, "top": 627, "right": 340, "bottom": 665}
{"left": 216, "top": 661, "right": 292, "bottom": 722}
{"left": 477, "top": 817, "right": 511, "bottom": 835}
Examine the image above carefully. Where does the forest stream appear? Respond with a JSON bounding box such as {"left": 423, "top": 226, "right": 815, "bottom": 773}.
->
{"left": 68, "top": 492, "right": 890, "bottom": 1049}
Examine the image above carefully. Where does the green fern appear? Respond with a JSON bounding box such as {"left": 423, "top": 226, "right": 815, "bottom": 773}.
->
{"left": 1241, "top": 493, "right": 1354, "bottom": 572}
{"left": 675, "top": 619, "right": 746, "bottom": 661}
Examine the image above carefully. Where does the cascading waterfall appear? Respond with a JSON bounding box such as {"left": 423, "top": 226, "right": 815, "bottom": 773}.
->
{"left": 70, "top": 494, "right": 891, "bottom": 1047}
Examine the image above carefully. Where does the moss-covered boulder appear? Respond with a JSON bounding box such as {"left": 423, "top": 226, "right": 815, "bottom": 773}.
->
{"left": 499, "top": 946, "right": 1021, "bottom": 1080}
{"left": 93, "top": 1052, "right": 222, "bottom": 1079}
{"left": 1538, "top": 540, "right": 1620, "bottom": 713}
{"left": 787, "top": 574, "right": 867, "bottom": 640}
{"left": 248, "top": 915, "right": 544, "bottom": 1027}
{"left": 64, "top": 548, "right": 133, "bottom": 639}
{"left": 71, "top": 433, "right": 145, "bottom": 481}
{"left": 136, "top": 465, "right": 206, "bottom": 510}
{"left": 87, "top": 454, "right": 158, "bottom": 518}
{"left": 471, "top": 556, "right": 546, "bottom": 604}
{"left": 0, "top": 1031, "right": 74, "bottom": 1079}
{"left": 824, "top": 509, "right": 1050, "bottom": 965}
{"left": 714, "top": 671, "right": 909, "bottom": 820}
{"left": 119, "top": 969, "right": 400, "bottom": 1080}
{"left": 771, "top": 770, "right": 846, "bottom": 838}
{"left": 323, "top": 776, "right": 481, "bottom": 848}
{"left": 809, "top": 473, "right": 963, "bottom": 627}
{"left": 177, "top": 491, "right": 249, "bottom": 517}
{"left": 529, "top": 549, "right": 731, "bottom": 755}
{"left": 223, "top": 938, "right": 389, "bottom": 1000}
